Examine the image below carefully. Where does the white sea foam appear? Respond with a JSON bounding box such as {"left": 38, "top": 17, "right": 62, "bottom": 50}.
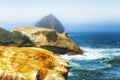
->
{"left": 68, "top": 34, "right": 74, "bottom": 37}
{"left": 61, "top": 47, "right": 120, "bottom": 69}
{"left": 60, "top": 48, "right": 106, "bottom": 61}
{"left": 61, "top": 47, "right": 120, "bottom": 61}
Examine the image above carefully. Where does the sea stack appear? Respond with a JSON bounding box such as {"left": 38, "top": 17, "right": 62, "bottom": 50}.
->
{"left": 35, "top": 14, "right": 64, "bottom": 33}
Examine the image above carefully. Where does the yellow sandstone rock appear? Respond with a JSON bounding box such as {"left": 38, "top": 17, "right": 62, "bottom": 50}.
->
{"left": 0, "top": 46, "right": 70, "bottom": 80}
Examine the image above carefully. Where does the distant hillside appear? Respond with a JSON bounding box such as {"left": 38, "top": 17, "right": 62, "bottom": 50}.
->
{"left": 0, "top": 27, "right": 34, "bottom": 46}
{"left": 35, "top": 14, "right": 64, "bottom": 33}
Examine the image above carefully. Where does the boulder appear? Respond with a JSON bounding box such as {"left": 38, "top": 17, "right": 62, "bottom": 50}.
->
{"left": 35, "top": 14, "right": 64, "bottom": 33}
{"left": 0, "top": 46, "right": 70, "bottom": 80}
{"left": 12, "top": 27, "right": 83, "bottom": 55}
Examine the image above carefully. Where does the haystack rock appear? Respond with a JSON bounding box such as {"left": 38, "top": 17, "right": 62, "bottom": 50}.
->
{"left": 35, "top": 14, "right": 64, "bottom": 33}
{"left": 0, "top": 46, "right": 70, "bottom": 80}
{"left": 12, "top": 27, "right": 83, "bottom": 55}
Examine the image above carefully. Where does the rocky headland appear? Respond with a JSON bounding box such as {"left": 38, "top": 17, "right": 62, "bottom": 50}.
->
{"left": 12, "top": 27, "right": 83, "bottom": 55}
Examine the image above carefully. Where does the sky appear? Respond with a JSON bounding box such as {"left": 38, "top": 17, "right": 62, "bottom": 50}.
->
{"left": 0, "top": 0, "right": 120, "bottom": 32}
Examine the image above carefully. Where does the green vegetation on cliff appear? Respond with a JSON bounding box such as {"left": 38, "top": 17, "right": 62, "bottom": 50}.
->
{"left": 0, "top": 27, "right": 34, "bottom": 46}
{"left": 42, "top": 31, "right": 57, "bottom": 42}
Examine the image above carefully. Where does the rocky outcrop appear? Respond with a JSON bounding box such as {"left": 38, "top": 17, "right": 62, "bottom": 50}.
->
{"left": 35, "top": 14, "right": 64, "bottom": 33}
{"left": 0, "top": 46, "right": 70, "bottom": 80}
{"left": 12, "top": 27, "right": 83, "bottom": 55}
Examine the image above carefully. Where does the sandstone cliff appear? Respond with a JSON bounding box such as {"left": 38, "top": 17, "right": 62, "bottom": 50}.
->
{"left": 0, "top": 46, "right": 70, "bottom": 80}
{"left": 35, "top": 14, "right": 64, "bottom": 33}
{"left": 12, "top": 27, "right": 83, "bottom": 55}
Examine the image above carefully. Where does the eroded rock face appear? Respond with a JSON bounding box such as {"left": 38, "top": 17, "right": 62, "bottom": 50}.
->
{"left": 12, "top": 27, "right": 83, "bottom": 55}
{"left": 0, "top": 46, "right": 70, "bottom": 80}
{"left": 35, "top": 14, "right": 64, "bottom": 33}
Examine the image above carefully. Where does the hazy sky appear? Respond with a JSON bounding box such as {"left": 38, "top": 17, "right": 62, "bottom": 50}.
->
{"left": 0, "top": 0, "right": 120, "bottom": 32}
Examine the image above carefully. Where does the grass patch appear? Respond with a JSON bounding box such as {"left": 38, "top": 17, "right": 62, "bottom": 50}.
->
{"left": 42, "top": 31, "right": 57, "bottom": 42}
{"left": 0, "top": 27, "right": 34, "bottom": 47}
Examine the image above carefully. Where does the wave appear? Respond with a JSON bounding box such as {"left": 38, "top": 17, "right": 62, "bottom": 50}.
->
{"left": 61, "top": 47, "right": 120, "bottom": 60}
{"left": 68, "top": 34, "right": 74, "bottom": 37}
{"left": 60, "top": 47, "right": 120, "bottom": 70}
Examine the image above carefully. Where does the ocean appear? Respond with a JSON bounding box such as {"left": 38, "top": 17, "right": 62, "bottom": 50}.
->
{"left": 61, "top": 32, "right": 120, "bottom": 80}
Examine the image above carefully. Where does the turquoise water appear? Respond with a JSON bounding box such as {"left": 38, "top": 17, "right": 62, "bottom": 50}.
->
{"left": 61, "top": 32, "right": 120, "bottom": 80}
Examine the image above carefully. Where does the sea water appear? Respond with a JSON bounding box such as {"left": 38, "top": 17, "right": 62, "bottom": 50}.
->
{"left": 61, "top": 32, "right": 120, "bottom": 80}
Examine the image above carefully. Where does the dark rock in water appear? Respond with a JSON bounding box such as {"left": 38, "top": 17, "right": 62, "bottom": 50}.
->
{"left": 35, "top": 14, "right": 64, "bottom": 33}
